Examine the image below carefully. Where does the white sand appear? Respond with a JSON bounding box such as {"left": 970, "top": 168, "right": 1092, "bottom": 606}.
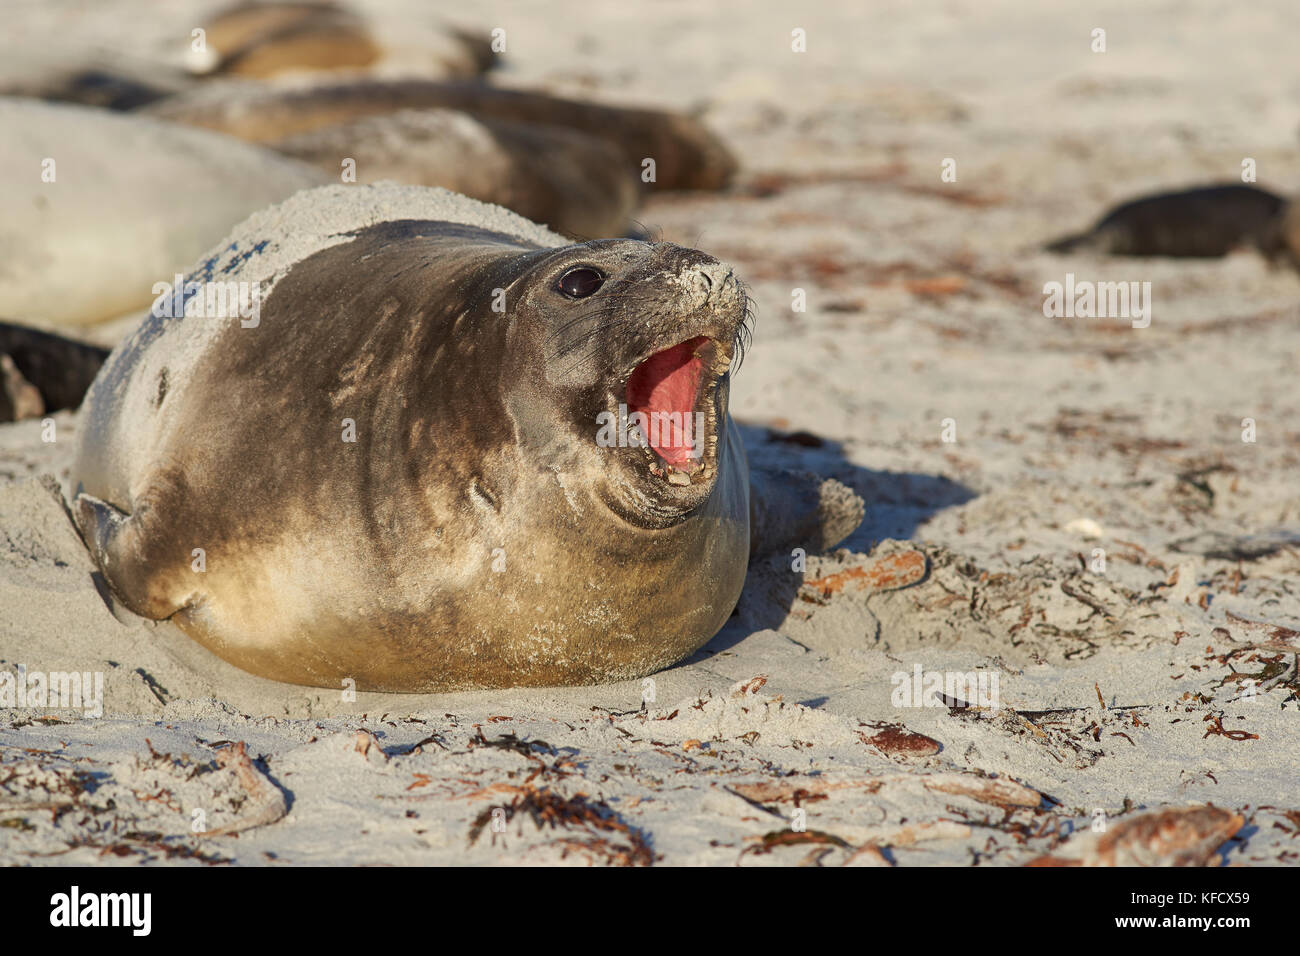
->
{"left": 2, "top": 0, "right": 1299, "bottom": 866}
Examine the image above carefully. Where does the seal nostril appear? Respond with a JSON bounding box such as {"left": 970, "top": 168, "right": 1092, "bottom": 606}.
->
{"left": 688, "top": 270, "right": 713, "bottom": 300}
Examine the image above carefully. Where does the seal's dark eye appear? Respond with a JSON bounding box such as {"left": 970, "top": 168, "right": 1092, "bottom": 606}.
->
{"left": 557, "top": 267, "right": 604, "bottom": 298}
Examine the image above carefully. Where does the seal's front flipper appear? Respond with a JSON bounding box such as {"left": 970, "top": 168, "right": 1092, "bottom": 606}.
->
{"left": 747, "top": 466, "right": 864, "bottom": 559}
{"left": 74, "top": 493, "right": 185, "bottom": 621}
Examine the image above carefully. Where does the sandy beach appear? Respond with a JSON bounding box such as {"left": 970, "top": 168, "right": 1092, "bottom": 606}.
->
{"left": 1, "top": 0, "right": 1298, "bottom": 866}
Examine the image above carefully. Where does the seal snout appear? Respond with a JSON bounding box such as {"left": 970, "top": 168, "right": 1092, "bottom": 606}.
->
{"left": 676, "top": 259, "right": 740, "bottom": 314}
{"left": 606, "top": 247, "right": 749, "bottom": 488}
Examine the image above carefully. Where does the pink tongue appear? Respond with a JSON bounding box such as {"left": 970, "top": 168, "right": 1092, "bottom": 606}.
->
{"left": 626, "top": 337, "right": 707, "bottom": 468}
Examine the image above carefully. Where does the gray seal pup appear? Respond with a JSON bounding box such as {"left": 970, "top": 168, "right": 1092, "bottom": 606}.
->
{"left": 144, "top": 78, "right": 738, "bottom": 191}
{"left": 1045, "top": 184, "right": 1288, "bottom": 258}
{"left": 269, "top": 108, "right": 638, "bottom": 237}
{"left": 71, "top": 185, "right": 852, "bottom": 692}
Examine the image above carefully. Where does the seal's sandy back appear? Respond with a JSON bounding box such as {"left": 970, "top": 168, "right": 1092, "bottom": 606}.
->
{"left": 76, "top": 183, "right": 568, "bottom": 508}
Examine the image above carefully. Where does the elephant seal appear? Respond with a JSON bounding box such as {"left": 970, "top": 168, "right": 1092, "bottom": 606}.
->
{"left": 188, "top": 0, "right": 381, "bottom": 77}
{"left": 0, "top": 97, "right": 325, "bottom": 326}
{"left": 189, "top": 1, "right": 493, "bottom": 80}
{"left": 145, "top": 78, "right": 738, "bottom": 191}
{"left": 71, "top": 184, "right": 767, "bottom": 692}
{"left": 270, "top": 108, "right": 638, "bottom": 238}
{"left": 1045, "top": 184, "right": 1287, "bottom": 258}
{"left": 0, "top": 4, "right": 490, "bottom": 109}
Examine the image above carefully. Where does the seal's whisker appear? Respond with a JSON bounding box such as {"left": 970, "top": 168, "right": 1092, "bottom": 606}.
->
{"left": 547, "top": 309, "right": 630, "bottom": 355}
{"left": 559, "top": 320, "right": 629, "bottom": 375}
{"left": 545, "top": 300, "right": 636, "bottom": 340}
{"left": 731, "top": 288, "right": 758, "bottom": 374}
{"left": 628, "top": 220, "right": 664, "bottom": 244}
{"left": 546, "top": 296, "right": 662, "bottom": 352}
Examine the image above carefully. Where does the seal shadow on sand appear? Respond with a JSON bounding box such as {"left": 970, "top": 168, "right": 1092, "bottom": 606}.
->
{"left": 691, "top": 423, "right": 977, "bottom": 661}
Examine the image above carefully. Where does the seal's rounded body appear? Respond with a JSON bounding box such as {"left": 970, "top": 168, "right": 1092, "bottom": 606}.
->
{"left": 72, "top": 185, "right": 750, "bottom": 692}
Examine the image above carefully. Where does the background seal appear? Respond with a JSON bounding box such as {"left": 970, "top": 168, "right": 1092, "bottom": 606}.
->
{"left": 71, "top": 184, "right": 760, "bottom": 692}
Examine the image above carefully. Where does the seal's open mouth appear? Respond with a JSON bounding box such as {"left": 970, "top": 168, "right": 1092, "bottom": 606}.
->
{"left": 625, "top": 335, "right": 728, "bottom": 486}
